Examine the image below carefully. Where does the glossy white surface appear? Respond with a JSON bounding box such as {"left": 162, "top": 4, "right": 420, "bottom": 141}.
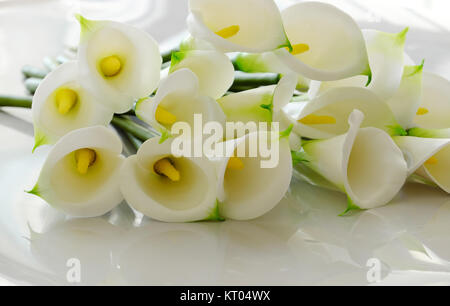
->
{"left": 0, "top": 0, "right": 450, "bottom": 285}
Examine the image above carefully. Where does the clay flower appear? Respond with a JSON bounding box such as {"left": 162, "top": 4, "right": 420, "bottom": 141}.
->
{"left": 169, "top": 50, "right": 235, "bottom": 99}
{"left": 276, "top": 2, "right": 369, "bottom": 81}
{"left": 76, "top": 15, "right": 161, "bottom": 113}
{"left": 394, "top": 136, "right": 450, "bottom": 193}
{"left": 120, "top": 136, "right": 221, "bottom": 222}
{"left": 299, "top": 110, "right": 407, "bottom": 213}
{"left": 28, "top": 126, "right": 125, "bottom": 217}
{"left": 187, "top": 0, "right": 290, "bottom": 52}
{"left": 32, "top": 61, "right": 114, "bottom": 151}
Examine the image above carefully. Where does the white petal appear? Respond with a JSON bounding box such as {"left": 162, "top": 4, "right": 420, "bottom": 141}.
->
{"left": 31, "top": 126, "right": 124, "bottom": 217}
{"left": 234, "top": 52, "right": 310, "bottom": 90}
{"left": 302, "top": 110, "right": 407, "bottom": 209}
{"left": 218, "top": 86, "right": 276, "bottom": 125}
{"left": 283, "top": 87, "right": 400, "bottom": 139}
{"left": 363, "top": 28, "right": 408, "bottom": 100}
{"left": 276, "top": 2, "right": 368, "bottom": 81}
{"left": 307, "top": 28, "right": 409, "bottom": 100}
{"left": 213, "top": 131, "right": 292, "bottom": 220}
{"left": 187, "top": 0, "right": 289, "bottom": 53}
{"left": 136, "top": 68, "right": 226, "bottom": 136}
{"left": 393, "top": 136, "right": 450, "bottom": 193}
{"left": 218, "top": 74, "right": 296, "bottom": 128}
{"left": 170, "top": 50, "right": 234, "bottom": 99}
{"left": 413, "top": 72, "right": 450, "bottom": 130}
{"left": 32, "top": 61, "right": 114, "bottom": 150}
{"left": 386, "top": 63, "right": 424, "bottom": 129}
{"left": 120, "top": 137, "right": 219, "bottom": 222}
{"left": 77, "top": 16, "right": 162, "bottom": 113}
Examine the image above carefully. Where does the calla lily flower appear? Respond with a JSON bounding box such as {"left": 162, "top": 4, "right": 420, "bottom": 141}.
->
{"left": 409, "top": 72, "right": 450, "bottom": 138}
{"left": 299, "top": 110, "right": 407, "bottom": 212}
{"left": 393, "top": 136, "right": 450, "bottom": 193}
{"left": 386, "top": 62, "right": 424, "bottom": 129}
{"left": 276, "top": 2, "right": 369, "bottom": 81}
{"left": 212, "top": 131, "right": 292, "bottom": 220}
{"left": 76, "top": 15, "right": 161, "bottom": 114}
{"left": 308, "top": 28, "right": 409, "bottom": 100}
{"left": 282, "top": 87, "right": 402, "bottom": 140}
{"left": 32, "top": 61, "right": 114, "bottom": 151}
{"left": 120, "top": 136, "right": 220, "bottom": 223}
{"left": 218, "top": 74, "right": 297, "bottom": 126}
{"left": 233, "top": 52, "right": 310, "bottom": 91}
{"left": 28, "top": 126, "right": 125, "bottom": 217}
{"left": 187, "top": 0, "right": 290, "bottom": 53}
{"left": 169, "top": 50, "right": 235, "bottom": 99}
{"left": 135, "top": 68, "right": 226, "bottom": 140}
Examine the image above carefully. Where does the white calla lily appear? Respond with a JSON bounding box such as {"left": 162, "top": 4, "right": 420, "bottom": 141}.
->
{"left": 120, "top": 136, "right": 220, "bottom": 222}
{"left": 187, "top": 0, "right": 290, "bottom": 53}
{"left": 169, "top": 50, "right": 234, "bottom": 99}
{"left": 32, "top": 61, "right": 114, "bottom": 151}
{"left": 282, "top": 87, "right": 402, "bottom": 140}
{"left": 135, "top": 68, "right": 226, "bottom": 140}
{"left": 300, "top": 110, "right": 407, "bottom": 212}
{"left": 76, "top": 15, "right": 161, "bottom": 113}
{"left": 308, "top": 28, "right": 409, "bottom": 100}
{"left": 211, "top": 131, "right": 292, "bottom": 220}
{"left": 409, "top": 72, "right": 450, "bottom": 138}
{"left": 276, "top": 2, "right": 369, "bottom": 81}
{"left": 393, "top": 136, "right": 450, "bottom": 193}
{"left": 233, "top": 52, "right": 310, "bottom": 91}
{"left": 218, "top": 74, "right": 297, "bottom": 127}
{"left": 386, "top": 62, "right": 424, "bottom": 129}
{"left": 28, "top": 126, "right": 125, "bottom": 217}
{"left": 363, "top": 28, "right": 408, "bottom": 100}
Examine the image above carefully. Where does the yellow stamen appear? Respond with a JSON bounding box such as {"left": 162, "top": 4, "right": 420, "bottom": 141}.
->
{"left": 55, "top": 88, "right": 78, "bottom": 115}
{"left": 154, "top": 158, "right": 180, "bottom": 182}
{"left": 155, "top": 105, "right": 177, "bottom": 125}
{"left": 227, "top": 157, "right": 244, "bottom": 170}
{"left": 425, "top": 156, "right": 438, "bottom": 165}
{"left": 74, "top": 149, "right": 96, "bottom": 175}
{"left": 286, "top": 43, "right": 310, "bottom": 55}
{"left": 215, "top": 25, "right": 240, "bottom": 39}
{"left": 100, "top": 55, "right": 122, "bottom": 77}
{"left": 299, "top": 114, "right": 336, "bottom": 125}
{"left": 416, "top": 107, "right": 429, "bottom": 115}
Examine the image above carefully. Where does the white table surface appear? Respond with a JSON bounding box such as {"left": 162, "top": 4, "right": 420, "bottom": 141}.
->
{"left": 0, "top": 0, "right": 449, "bottom": 285}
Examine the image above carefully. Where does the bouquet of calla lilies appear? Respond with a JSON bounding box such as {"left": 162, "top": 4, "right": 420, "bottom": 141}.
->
{"left": 1, "top": 1, "right": 449, "bottom": 222}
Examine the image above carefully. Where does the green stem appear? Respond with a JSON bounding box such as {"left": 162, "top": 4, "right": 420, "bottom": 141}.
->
{"left": 0, "top": 95, "right": 32, "bottom": 108}
{"left": 232, "top": 72, "right": 281, "bottom": 88}
{"left": 0, "top": 95, "right": 157, "bottom": 142}
{"left": 161, "top": 46, "right": 180, "bottom": 63}
{"left": 111, "top": 116, "right": 158, "bottom": 141}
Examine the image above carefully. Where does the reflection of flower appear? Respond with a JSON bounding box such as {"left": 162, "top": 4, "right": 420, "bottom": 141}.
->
{"left": 76, "top": 15, "right": 161, "bottom": 113}
{"left": 28, "top": 126, "right": 125, "bottom": 217}
{"left": 187, "top": 0, "right": 290, "bottom": 52}
{"left": 120, "top": 136, "right": 220, "bottom": 222}
{"left": 299, "top": 110, "right": 407, "bottom": 212}
{"left": 32, "top": 61, "right": 114, "bottom": 151}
